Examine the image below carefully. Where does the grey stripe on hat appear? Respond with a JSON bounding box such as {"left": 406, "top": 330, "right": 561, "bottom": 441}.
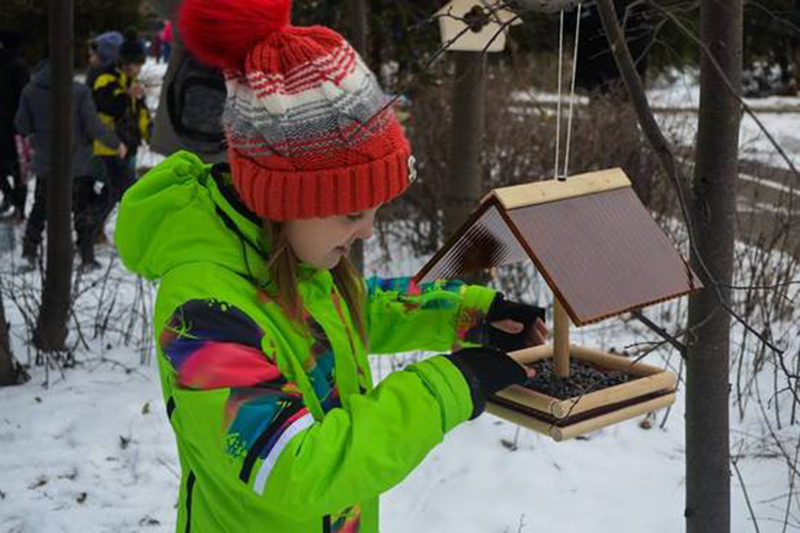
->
{"left": 230, "top": 111, "right": 395, "bottom": 159}
{"left": 229, "top": 71, "right": 388, "bottom": 130}
{"left": 225, "top": 73, "right": 392, "bottom": 156}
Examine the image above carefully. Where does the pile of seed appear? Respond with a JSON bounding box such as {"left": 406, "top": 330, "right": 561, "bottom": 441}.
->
{"left": 523, "top": 359, "right": 631, "bottom": 400}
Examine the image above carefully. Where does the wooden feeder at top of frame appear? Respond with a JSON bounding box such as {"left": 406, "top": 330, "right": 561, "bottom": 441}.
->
{"left": 414, "top": 168, "right": 703, "bottom": 441}
{"left": 436, "top": 0, "right": 523, "bottom": 53}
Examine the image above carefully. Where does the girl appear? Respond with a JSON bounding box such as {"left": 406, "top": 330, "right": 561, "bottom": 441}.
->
{"left": 117, "top": 0, "right": 547, "bottom": 531}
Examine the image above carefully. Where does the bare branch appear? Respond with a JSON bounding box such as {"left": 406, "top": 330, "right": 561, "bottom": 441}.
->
{"left": 731, "top": 447, "right": 763, "bottom": 533}
{"left": 631, "top": 309, "right": 688, "bottom": 355}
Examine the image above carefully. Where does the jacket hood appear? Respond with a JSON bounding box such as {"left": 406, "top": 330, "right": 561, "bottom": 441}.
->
{"left": 116, "top": 151, "right": 272, "bottom": 283}
{"left": 31, "top": 61, "right": 50, "bottom": 88}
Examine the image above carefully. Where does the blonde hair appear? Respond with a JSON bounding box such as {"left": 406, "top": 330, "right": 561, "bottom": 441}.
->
{"left": 262, "top": 221, "right": 367, "bottom": 345}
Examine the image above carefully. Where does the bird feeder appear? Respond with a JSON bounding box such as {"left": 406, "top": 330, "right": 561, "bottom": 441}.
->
{"left": 436, "top": 0, "right": 522, "bottom": 53}
{"left": 415, "top": 168, "right": 702, "bottom": 441}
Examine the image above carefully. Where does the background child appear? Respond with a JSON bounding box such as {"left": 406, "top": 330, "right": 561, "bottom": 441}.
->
{"left": 15, "top": 55, "right": 126, "bottom": 268}
{"left": 92, "top": 30, "right": 151, "bottom": 240}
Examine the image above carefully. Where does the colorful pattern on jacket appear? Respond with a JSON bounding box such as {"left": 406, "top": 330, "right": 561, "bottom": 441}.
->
{"left": 160, "top": 298, "right": 342, "bottom": 497}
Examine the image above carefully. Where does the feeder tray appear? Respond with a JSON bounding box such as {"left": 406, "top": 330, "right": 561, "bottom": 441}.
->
{"left": 492, "top": 344, "right": 677, "bottom": 441}
{"left": 415, "top": 168, "right": 701, "bottom": 441}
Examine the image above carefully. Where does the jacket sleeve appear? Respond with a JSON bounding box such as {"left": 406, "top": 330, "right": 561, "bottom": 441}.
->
{"left": 159, "top": 292, "right": 474, "bottom": 519}
{"left": 14, "top": 90, "right": 32, "bottom": 137}
{"left": 365, "top": 277, "right": 497, "bottom": 354}
{"left": 79, "top": 89, "right": 120, "bottom": 149}
{"left": 92, "top": 73, "right": 128, "bottom": 119}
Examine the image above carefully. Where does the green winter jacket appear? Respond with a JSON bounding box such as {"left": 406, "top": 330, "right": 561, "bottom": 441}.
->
{"left": 116, "top": 151, "right": 497, "bottom": 533}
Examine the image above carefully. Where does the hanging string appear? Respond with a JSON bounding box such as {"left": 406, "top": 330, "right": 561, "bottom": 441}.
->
{"left": 553, "top": 10, "right": 565, "bottom": 180}
{"left": 553, "top": 3, "right": 583, "bottom": 181}
{"left": 563, "top": 2, "right": 583, "bottom": 178}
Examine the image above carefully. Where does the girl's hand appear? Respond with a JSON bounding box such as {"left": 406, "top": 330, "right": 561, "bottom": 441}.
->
{"left": 490, "top": 317, "right": 549, "bottom": 346}
{"left": 485, "top": 294, "right": 549, "bottom": 351}
{"left": 446, "top": 346, "right": 534, "bottom": 409}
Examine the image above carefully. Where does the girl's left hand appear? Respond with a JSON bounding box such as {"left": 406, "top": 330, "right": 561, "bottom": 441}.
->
{"left": 490, "top": 317, "right": 549, "bottom": 346}
{"left": 486, "top": 295, "right": 549, "bottom": 351}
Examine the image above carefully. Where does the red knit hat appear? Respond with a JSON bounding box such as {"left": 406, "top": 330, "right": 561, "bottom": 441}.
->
{"left": 179, "top": 0, "right": 416, "bottom": 221}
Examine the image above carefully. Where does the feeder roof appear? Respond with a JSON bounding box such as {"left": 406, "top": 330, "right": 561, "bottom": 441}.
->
{"left": 414, "top": 168, "right": 702, "bottom": 326}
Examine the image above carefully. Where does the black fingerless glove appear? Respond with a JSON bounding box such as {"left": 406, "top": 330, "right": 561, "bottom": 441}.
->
{"left": 445, "top": 346, "right": 527, "bottom": 419}
{"left": 485, "top": 294, "right": 546, "bottom": 352}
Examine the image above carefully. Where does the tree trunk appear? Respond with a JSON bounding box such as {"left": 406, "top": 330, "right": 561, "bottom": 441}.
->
{"left": 685, "top": 1, "right": 742, "bottom": 531}
{"left": 34, "top": 0, "right": 74, "bottom": 353}
{"left": 444, "top": 52, "right": 486, "bottom": 242}
{"left": 0, "top": 287, "right": 15, "bottom": 386}
{"left": 348, "top": 0, "right": 369, "bottom": 274}
{"left": 347, "top": 0, "right": 369, "bottom": 58}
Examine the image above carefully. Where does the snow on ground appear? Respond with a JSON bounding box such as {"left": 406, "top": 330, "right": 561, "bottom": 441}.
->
{"left": 1, "top": 58, "right": 798, "bottom": 532}
{"left": 648, "top": 71, "right": 800, "bottom": 171}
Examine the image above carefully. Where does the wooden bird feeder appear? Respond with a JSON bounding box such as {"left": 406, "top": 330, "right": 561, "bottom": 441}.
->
{"left": 415, "top": 168, "right": 702, "bottom": 441}
{"left": 436, "top": 0, "right": 522, "bottom": 53}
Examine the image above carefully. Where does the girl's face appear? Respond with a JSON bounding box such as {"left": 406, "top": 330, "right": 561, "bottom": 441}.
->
{"left": 284, "top": 207, "right": 379, "bottom": 270}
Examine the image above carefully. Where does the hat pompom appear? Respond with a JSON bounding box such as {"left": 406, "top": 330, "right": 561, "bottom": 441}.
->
{"left": 179, "top": 0, "right": 292, "bottom": 70}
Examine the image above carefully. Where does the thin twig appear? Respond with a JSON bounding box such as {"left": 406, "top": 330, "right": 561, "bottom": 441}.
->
{"left": 731, "top": 452, "right": 763, "bottom": 533}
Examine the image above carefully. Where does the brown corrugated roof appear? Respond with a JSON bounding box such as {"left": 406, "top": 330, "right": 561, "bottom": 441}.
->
{"left": 416, "top": 172, "right": 701, "bottom": 326}
{"left": 415, "top": 201, "right": 529, "bottom": 283}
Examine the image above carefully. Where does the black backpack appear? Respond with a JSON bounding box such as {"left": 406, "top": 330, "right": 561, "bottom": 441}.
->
{"left": 166, "top": 51, "right": 227, "bottom": 155}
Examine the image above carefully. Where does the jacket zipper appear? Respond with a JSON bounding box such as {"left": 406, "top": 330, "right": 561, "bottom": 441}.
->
{"left": 166, "top": 397, "right": 176, "bottom": 421}
{"left": 185, "top": 471, "right": 196, "bottom": 533}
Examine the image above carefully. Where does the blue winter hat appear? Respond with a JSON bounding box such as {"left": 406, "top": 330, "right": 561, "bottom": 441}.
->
{"left": 90, "top": 31, "right": 124, "bottom": 67}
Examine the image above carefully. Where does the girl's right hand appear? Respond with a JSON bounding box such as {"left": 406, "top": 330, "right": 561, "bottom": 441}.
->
{"left": 444, "top": 346, "right": 532, "bottom": 419}
{"left": 446, "top": 346, "right": 532, "bottom": 397}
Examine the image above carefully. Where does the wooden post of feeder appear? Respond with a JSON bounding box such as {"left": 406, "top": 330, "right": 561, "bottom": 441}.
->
{"left": 553, "top": 298, "right": 571, "bottom": 377}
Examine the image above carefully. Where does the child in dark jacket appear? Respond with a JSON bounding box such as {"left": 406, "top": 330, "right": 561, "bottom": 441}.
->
{"left": 92, "top": 32, "right": 151, "bottom": 237}
{"left": 15, "top": 59, "right": 127, "bottom": 268}
{"left": 116, "top": 1, "right": 547, "bottom": 531}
